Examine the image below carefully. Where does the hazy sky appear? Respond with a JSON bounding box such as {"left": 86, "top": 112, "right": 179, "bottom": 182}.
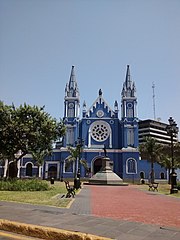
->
{"left": 1, "top": 0, "right": 180, "bottom": 132}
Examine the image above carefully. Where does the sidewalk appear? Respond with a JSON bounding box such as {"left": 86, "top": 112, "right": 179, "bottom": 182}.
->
{"left": 0, "top": 185, "right": 180, "bottom": 240}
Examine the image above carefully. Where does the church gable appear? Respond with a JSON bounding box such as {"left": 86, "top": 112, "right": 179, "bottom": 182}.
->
{"left": 85, "top": 89, "right": 115, "bottom": 119}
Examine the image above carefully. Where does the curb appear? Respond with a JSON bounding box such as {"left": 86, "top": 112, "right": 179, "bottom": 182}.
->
{"left": 0, "top": 219, "right": 112, "bottom": 240}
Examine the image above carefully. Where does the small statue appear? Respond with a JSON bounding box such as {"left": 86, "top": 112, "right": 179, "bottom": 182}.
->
{"left": 103, "top": 144, "right": 107, "bottom": 157}
{"left": 99, "top": 89, "right": 102, "bottom": 96}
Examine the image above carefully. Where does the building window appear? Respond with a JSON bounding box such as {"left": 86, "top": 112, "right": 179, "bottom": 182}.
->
{"left": 64, "top": 161, "right": 74, "bottom": 173}
{"left": 160, "top": 172, "right": 165, "bottom": 179}
{"left": 127, "top": 128, "right": 134, "bottom": 146}
{"left": 126, "top": 158, "right": 137, "bottom": 174}
{"left": 68, "top": 108, "right": 74, "bottom": 117}
{"left": 26, "top": 163, "right": 32, "bottom": 176}
{"left": 127, "top": 108, "right": 133, "bottom": 118}
{"left": 140, "top": 171, "right": 145, "bottom": 179}
{"left": 48, "top": 166, "right": 57, "bottom": 179}
{"left": 66, "top": 128, "right": 74, "bottom": 146}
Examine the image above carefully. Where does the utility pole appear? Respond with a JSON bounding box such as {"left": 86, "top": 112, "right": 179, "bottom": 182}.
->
{"left": 152, "top": 82, "right": 156, "bottom": 120}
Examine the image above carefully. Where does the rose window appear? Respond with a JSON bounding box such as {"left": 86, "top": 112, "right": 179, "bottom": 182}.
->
{"left": 91, "top": 121, "right": 110, "bottom": 142}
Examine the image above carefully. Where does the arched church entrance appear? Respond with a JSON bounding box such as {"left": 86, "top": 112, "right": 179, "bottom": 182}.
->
{"left": 48, "top": 166, "right": 57, "bottom": 179}
{"left": 93, "top": 158, "right": 103, "bottom": 175}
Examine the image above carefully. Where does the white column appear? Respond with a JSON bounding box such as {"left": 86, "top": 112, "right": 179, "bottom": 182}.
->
{"left": 88, "top": 129, "right": 91, "bottom": 148}
{"left": 57, "top": 162, "right": 60, "bottom": 179}
{"left": 109, "top": 132, "right": 112, "bottom": 148}
{"left": 124, "top": 101, "right": 126, "bottom": 117}
{"left": 65, "top": 102, "right": 68, "bottom": 117}
{"left": 134, "top": 101, "right": 137, "bottom": 118}
{"left": 3, "top": 159, "right": 8, "bottom": 178}
{"left": 38, "top": 166, "right": 42, "bottom": 178}
{"left": 17, "top": 159, "right": 21, "bottom": 178}
{"left": 41, "top": 163, "right": 44, "bottom": 179}
{"left": 77, "top": 103, "right": 80, "bottom": 118}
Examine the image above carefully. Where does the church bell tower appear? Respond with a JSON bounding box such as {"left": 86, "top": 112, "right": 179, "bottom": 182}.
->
{"left": 64, "top": 66, "right": 80, "bottom": 146}
{"left": 121, "top": 65, "right": 138, "bottom": 148}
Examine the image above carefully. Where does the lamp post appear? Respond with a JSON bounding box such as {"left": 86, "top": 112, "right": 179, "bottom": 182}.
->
{"left": 166, "top": 117, "right": 179, "bottom": 194}
{"left": 55, "top": 137, "right": 63, "bottom": 181}
{"left": 74, "top": 137, "right": 84, "bottom": 189}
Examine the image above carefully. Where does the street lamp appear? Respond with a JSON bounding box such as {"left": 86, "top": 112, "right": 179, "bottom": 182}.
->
{"left": 74, "top": 137, "right": 84, "bottom": 189}
{"left": 166, "top": 117, "right": 179, "bottom": 194}
{"left": 55, "top": 137, "right": 64, "bottom": 181}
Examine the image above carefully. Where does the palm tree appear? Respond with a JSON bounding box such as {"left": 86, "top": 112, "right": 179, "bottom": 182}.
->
{"left": 31, "top": 149, "right": 50, "bottom": 178}
{"left": 174, "top": 142, "right": 180, "bottom": 168}
{"left": 158, "top": 142, "right": 180, "bottom": 184}
{"left": 139, "top": 137, "right": 163, "bottom": 183}
{"left": 65, "top": 146, "right": 88, "bottom": 178}
{"left": 158, "top": 152, "right": 171, "bottom": 184}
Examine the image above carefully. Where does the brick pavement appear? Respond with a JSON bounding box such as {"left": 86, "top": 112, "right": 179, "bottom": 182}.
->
{"left": 90, "top": 185, "right": 180, "bottom": 228}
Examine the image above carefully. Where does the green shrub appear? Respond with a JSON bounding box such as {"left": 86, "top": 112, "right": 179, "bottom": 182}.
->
{"left": 177, "top": 182, "right": 180, "bottom": 190}
{"left": 0, "top": 179, "right": 49, "bottom": 191}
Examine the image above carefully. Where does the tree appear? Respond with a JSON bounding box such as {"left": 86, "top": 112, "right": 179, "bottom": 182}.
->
{"left": 0, "top": 101, "right": 15, "bottom": 162}
{"left": 0, "top": 102, "right": 65, "bottom": 178}
{"left": 65, "top": 146, "right": 88, "bottom": 178}
{"left": 158, "top": 142, "right": 180, "bottom": 184}
{"left": 139, "top": 137, "right": 163, "bottom": 183}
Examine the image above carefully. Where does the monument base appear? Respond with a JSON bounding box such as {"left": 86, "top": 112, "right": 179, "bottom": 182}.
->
{"left": 89, "top": 157, "right": 128, "bottom": 186}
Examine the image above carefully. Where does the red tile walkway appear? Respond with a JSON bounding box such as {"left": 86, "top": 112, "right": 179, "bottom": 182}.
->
{"left": 90, "top": 185, "right": 180, "bottom": 228}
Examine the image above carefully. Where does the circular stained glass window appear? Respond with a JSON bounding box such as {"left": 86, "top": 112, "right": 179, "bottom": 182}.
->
{"left": 96, "top": 110, "right": 104, "bottom": 118}
{"left": 91, "top": 121, "right": 110, "bottom": 142}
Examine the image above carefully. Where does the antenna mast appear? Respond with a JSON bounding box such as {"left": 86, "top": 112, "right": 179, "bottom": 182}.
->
{"left": 152, "top": 82, "right": 156, "bottom": 120}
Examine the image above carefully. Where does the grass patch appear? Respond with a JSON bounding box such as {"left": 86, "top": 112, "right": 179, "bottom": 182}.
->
{"left": 0, "top": 181, "right": 72, "bottom": 207}
{"left": 0, "top": 179, "right": 49, "bottom": 191}
{"left": 136, "top": 183, "right": 180, "bottom": 198}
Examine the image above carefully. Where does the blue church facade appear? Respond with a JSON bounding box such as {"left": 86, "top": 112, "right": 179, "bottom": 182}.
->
{"left": 0, "top": 66, "right": 167, "bottom": 182}
{"left": 59, "top": 65, "right": 140, "bottom": 181}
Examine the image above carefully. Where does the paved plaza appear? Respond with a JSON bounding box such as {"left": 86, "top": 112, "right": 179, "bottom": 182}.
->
{"left": 0, "top": 184, "right": 180, "bottom": 239}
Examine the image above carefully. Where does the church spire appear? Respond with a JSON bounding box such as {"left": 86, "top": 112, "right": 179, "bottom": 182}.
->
{"left": 66, "top": 66, "right": 79, "bottom": 97}
{"left": 121, "top": 65, "right": 136, "bottom": 97}
{"left": 125, "top": 65, "right": 132, "bottom": 90}
{"left": 64, "top": 66, "right": 80, "bottom": 119}
{"left": 69, "top": 66, "right": 76, "bottom": 89}
{"left": 121, "top": 65, "right": 137, "bottom": 119}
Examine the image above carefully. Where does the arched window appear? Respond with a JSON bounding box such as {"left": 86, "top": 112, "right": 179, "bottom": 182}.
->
{"left": 127, "top": 128, "right": 134, "bottom": 146}
{"left": 140, "top": 171, "right": 145, "bottom": 179}
{"left": 64, "top": 161, "right": 74, "bottom": 173}
{"left": 66, "top": 127, "right": 74, "bottom": 146}
{"left": 127, "top": 108, "right": 133, "bottom": 118}
{"left": 68, "top": 108, "right": 74, "bottom": 117}
{"left": 26, "top": 163, "right": 32, "bottom": 176}
{"left": 160, "top": 172, "right": 165, "bottom": 179}
{"left": 126, "top": 158, "right": 137, "bottom": 174}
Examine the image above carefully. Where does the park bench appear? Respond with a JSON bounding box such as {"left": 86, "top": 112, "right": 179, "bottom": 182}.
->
{"left": 148, "top": 182, "right": 159, "bottom": 191}
{"left": 64, "top": 181, "right": 75, "bottom": 198}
